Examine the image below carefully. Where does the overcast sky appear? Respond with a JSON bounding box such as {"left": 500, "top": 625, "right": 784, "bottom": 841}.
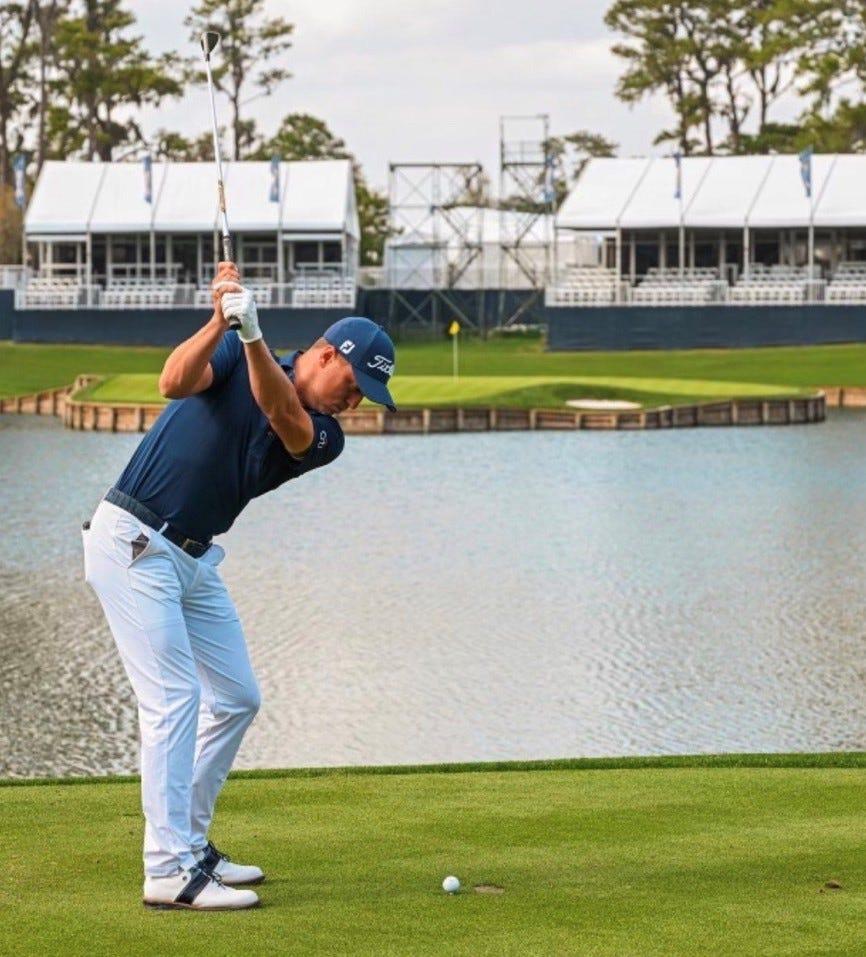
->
{"left": 129, "top": 0, "right": 802, "bottom": 191}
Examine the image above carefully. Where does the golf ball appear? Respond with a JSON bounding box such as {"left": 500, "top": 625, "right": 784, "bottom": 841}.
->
{"left": 442, "top": 875, "right": 460, "bottom": 894}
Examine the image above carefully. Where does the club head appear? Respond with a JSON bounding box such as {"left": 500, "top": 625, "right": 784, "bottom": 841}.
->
{"left": 200, "top": 31, "right": 221, "bottom": 58}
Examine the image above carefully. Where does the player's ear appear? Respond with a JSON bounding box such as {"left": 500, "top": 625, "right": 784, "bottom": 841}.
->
{"left": 320, "top": 344, "right": 338, "bottom": 366}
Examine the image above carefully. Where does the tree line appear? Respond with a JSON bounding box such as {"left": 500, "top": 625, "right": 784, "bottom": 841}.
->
{"left": 605, "top": 0, "right": 866, "bottom": 155}
{"left": 3, "top": 1, "right": 864, "bottom": 264}
{"left": 0, "top": 0, "right": 388, "bottom": 264}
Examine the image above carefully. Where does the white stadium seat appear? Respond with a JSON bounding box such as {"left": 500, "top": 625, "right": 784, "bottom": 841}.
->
{"left": 825, "top": 262, "right": 866, "bottom": 303}
{"left": 728, "top": 265, "right": 810, "bottom": 305}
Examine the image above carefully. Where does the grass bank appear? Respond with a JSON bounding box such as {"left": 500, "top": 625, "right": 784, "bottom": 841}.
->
{"left": 3, "top": 754, "right": 866, "bottom": 955}
{"left": 72, "top": 371, "right": 803, "bottom": 410}
{"left": 0, "top": 338, "right": 857, "bottom": 407}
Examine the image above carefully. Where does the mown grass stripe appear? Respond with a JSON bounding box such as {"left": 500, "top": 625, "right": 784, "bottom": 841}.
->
{"left": 5, "top": 751, "right": 866, "bottom": 788}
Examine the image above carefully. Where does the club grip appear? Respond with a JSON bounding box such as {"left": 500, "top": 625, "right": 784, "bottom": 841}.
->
{"left": 219, "top": 234, "right": 241, "bottom": 329}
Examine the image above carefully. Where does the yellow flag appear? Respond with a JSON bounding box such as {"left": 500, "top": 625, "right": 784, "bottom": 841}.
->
{"left": 448, "top": 320, "right": 461, "bottom": 336}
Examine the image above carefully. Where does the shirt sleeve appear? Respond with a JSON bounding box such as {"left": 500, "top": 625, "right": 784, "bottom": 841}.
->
{"left": 291, "top": 413, "right": 345, "bottom": 473}
{"left": 208, "top": 331, "right": 243, "bottom": 388}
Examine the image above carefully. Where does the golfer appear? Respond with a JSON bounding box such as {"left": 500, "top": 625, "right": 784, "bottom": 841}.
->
{"left": 82, "top": 262, "right": 396, "bottom": 910}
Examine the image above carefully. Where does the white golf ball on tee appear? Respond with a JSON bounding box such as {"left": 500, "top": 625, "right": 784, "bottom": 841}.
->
{"left": 442, "top": 875, "right": 460, "bottom": 894}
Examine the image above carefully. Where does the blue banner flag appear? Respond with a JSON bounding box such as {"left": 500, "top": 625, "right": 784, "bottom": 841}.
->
{"left": 673, "top": 152, "right": 682, "bottom": 201}
{"left": 799, "top": 147, "right": 813, "bottom": 199}
{"left": 143, "top": 154, "right": 153, "bottom": 204}
{"left": 13, "top": 154, "right": 26, "bottom": 208}
{"left": 270, "top": 155, "right": 280, "bottom": 203}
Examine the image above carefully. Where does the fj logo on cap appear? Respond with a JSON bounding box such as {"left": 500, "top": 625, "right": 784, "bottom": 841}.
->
{"left": 339, "top": 340, "right": 355, "bottom": 355}
{"left": 367, "top": 354, "right": 395, "bottom": 376}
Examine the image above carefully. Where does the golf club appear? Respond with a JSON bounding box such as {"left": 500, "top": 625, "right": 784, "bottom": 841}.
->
{"left": 200, "top": 30, "right": 241, "bottom": 331}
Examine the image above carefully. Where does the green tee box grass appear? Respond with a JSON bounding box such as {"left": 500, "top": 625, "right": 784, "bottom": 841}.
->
{"left": 3, "top": 755, "right": 866, "bottom": 956}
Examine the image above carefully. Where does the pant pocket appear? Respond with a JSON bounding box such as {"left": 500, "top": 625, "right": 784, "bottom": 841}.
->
{"left": 112, "top": 513, "right": 160, "bottom": 568}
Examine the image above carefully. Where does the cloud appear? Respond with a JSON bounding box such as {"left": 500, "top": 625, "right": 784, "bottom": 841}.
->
{"left": 128, "top": 0, "right": 681, "bottom": 189}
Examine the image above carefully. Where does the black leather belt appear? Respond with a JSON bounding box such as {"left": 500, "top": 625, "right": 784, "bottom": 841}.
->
{"left": 104, "top": 488, "right": 212, "bottom": 559}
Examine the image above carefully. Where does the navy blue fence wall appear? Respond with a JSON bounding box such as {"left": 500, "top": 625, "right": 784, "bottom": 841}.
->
{"left": 545, "top": 304, "right": 866, "bottom": 351}
{"left": 6, "top": 291, "right": 866, "bottom": 351}
{"left": 2, "top": 288, "right": 547, "bottom": 346}
{"left": 8, "top": 307, "right": 349, "bottom": 349}
{"left": 356, "top": 288, "right": 546, "bottom": 333}
{"left": 0, "top": 290, "right": 13, "bottom": 339}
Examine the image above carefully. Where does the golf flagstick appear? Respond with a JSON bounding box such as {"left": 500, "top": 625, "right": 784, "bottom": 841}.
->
{"left": 200, "top": 30, "right": 241, "bottom": 331}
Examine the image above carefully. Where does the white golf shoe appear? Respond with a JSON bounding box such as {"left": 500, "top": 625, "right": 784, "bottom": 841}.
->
{"left": 195, "top": 841, "right": 265, "bottom": 886}
{"left": 143, "top": 864, "right": 260, "bottom": 910}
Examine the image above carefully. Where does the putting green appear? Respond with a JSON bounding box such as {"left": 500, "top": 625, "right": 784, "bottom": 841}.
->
{"left": 2, "top": 339, "right": 865, "bottom": 404}
{"left": 73, "top": 373, "right": 803, "bottom": 410}
{"left": 3, "top": 756, "right": 866, "bottom": 955}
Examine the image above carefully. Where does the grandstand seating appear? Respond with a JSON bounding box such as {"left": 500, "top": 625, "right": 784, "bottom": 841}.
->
{"left": 631, "top": 267, "right": 725, "bottom": 305}
{"left": 15, "top": 277, "right": 86, "bottom": 309}
{"left": 826, "top": 261, "right": 866, "bottom": 303}
{"left": 291, "top": 272, "right": 355, "bottom": 308}
{"left": 546, "top": 266, "right": 619, "bottom": 305}
{"left": 102, "top": 279, "right": 187, "bottom": 309}
{"left": 728, "top": 264, "right": 813, "bottom": 304}
{"left": 192, "top": 274, "right": 354, "bottom": 309}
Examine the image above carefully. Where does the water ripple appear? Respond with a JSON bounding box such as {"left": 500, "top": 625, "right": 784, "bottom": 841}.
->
{"left": 4, "top": 412, "right": 866, "bottom": 776}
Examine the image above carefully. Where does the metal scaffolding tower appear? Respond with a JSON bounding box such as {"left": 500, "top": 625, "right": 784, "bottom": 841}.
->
{"left": 387, "top": 162, "right": 486, "bottom": 331}
{"left": 498, "top": 114, "right": 554, "bottom": 324}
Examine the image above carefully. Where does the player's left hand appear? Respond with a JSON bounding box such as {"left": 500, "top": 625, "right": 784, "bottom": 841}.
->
{"left": 211, "top": 262, "right": 241, "bottom": 321}
{"left": 221, "top": 286, "right": 262, "bottom": 344}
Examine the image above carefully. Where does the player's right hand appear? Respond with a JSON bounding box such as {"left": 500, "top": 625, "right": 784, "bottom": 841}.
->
{"left": 221, "top": 287, "right": 262, "bottom": 344}
{"left": 212, "top": 261, "right": 241, "bottom": 325}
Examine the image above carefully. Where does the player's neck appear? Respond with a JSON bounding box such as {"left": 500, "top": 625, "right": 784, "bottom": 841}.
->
{"left": 291, "top": 349, "right": 314, "bottom": 404}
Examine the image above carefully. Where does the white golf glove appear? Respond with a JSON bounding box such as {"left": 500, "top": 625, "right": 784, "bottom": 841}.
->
{"left": 220, "top": 286, "right": 261, "bottom": 344}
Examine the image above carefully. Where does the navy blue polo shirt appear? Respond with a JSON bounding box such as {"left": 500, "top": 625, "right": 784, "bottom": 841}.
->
{"left": 114, "top": 332, "right": 344, "bottom": 542}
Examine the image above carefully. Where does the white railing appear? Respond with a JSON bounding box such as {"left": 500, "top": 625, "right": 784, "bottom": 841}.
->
{"left": 15, "top": 282, "right": 102, "bottom": 309}
{"left": 0, "top": 265, "right": 30, "bottom": 289}
{"left": 13, "top": 274, "right": 357, "bottom": 310}
{"left": 825, "top": 262, "right": 866, "bottom": 302}
{"left": 102, "top": 284, "right": 197, "bottom": 309}
{"left": 545, "top": 264, "right": 839, "bottom": 307}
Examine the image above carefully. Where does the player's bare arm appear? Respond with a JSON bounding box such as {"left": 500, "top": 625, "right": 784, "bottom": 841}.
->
{"left": 244, "top": 340, "right": 315, "bottom": 457}
{"left": 158, "top": 262, "right": 240, "bottom": 399}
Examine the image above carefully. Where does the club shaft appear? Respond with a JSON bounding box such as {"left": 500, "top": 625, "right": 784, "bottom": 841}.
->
{"left": 202, "top": 46, "right": 240, "bottom": 329}
{"left": 203, "top": 53, "right": 232, "bottom": 247}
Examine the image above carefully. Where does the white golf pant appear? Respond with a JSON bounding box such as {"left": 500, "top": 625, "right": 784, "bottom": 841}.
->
{"left": 82, "top": 499, "right": 260, "bottom": 877}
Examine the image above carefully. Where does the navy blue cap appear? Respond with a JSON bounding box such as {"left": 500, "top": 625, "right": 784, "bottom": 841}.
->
{"left": 323, "top": 317, "right": 396, "bottom": 411}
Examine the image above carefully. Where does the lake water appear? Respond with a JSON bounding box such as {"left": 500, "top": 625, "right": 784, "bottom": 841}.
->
{"left": 3, "top": 411, "right": 866, "bottom": 779}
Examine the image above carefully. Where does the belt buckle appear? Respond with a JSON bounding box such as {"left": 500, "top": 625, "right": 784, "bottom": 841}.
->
{"left": 181, "top": 537, "right": 196, "bottom": 553}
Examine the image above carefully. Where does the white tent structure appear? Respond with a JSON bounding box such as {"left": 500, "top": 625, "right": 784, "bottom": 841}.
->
{"left": 547, "top": 153, "right": 866, "bottom": 306}
{"left": 23, "top": 159, "right": 359, "bottom": 305}
{"left": 556, "top": 154, "right": 866, "bottom": 283}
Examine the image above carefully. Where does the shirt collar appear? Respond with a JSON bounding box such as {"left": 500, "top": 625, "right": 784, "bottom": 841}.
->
{"left": 277, "top": 349, "right": 303, "bottom": 380}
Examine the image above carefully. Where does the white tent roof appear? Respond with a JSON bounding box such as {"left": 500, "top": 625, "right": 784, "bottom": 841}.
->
{"left": 26, "top": 161, "right": 106, "bottom": 237}
{"left": 89, "top": 161, "right": 167, "bottom": 233}
{"left": 619, "top": 156, "right": 712, "bottom": 229}
{"left": 684, "top": 156, "right": 771, "bottom": 227}
{"left": 556, "top": 154, "right": 866, "bottom": 231}
{"left": 281, "top": 161, "right": 358, "bottom": 237}
{"left": 151, "top": 161, "right": 219, "bottom": 232}
{"left": 555, "top": 158, "right": 651, "bottom": 230}
{"left": 744, "top": 154, "right": 832, "bottom": 228}
{"left": 812, "top": 154, "right": 866, "bottom": 227}
{"left": 25, "top": 159, "right": 357, "bottom": 237}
